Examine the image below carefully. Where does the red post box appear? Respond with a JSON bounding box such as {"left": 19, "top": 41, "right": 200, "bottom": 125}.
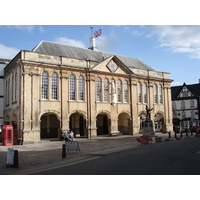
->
{"left": 2, "top": 125, "right": 14, "bottom": 146}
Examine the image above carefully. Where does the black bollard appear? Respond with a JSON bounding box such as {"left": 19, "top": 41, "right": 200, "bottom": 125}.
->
{"left": 13, "top": 149, "right": 19, "bottom": 168}
{"left": 62, "top": 144, "right": 66, "bottom": 158}
{"left": 168, "top": 131, "right": 171, "bottom": 138}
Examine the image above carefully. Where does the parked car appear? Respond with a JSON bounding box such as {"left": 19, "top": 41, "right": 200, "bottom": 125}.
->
{"left": 196, "top": 125, "right": 200, "bottom": 134}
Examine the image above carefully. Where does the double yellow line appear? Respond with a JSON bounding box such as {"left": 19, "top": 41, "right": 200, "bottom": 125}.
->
{"left": 16, "top": 156, "right": 100, "bottom": 175}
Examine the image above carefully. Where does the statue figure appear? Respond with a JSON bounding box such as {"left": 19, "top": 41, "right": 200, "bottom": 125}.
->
{"left": 111, "top": 79, "right": 116, "bottom": 94}
{"left": 146, "top": 105, "right": 153, "bottom": 121}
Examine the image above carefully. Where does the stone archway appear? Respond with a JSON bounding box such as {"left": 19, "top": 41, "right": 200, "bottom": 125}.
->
{"left": 154, "top": 113, "right": 165, "bottom": 132}
{"left": 96, "top": 113, "right": 110, "bottom": 135}
{"left": 118, "top": 113, "right": 131, "bottom": 135}
{"left": 139, "top": 112, "right": 146, "bottom": 131}
{"left": 69, "top": 113, "right": 86, "bottom": 137}
{"left": 4, "top": 115, "right": 10, "bottom": 125}
{"left": 40, "top": 113, "right": 60, "bottom": 139}
{"left": 11, "top": 114, "right": 18, "bottom": 144}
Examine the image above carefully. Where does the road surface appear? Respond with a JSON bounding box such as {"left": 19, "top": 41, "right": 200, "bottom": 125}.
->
{"left": 19, "top": 137, "right": 200, "bottom": 175}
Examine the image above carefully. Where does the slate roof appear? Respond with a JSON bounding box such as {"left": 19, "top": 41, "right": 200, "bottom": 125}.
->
{"left": 32, "top": 41, "right": 155, "bottom": 71}
{"left": 171, "top": 83, "right": 200, "bottom": 100}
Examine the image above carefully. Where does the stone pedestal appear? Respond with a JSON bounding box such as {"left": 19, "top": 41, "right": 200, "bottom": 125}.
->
{"left": 139, "top": 120, "right": 155, "bottom": 137}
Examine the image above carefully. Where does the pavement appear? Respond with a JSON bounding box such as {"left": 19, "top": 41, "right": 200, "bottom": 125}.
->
{"left": 0, "top": 132, "right": 190, "bottom": 175}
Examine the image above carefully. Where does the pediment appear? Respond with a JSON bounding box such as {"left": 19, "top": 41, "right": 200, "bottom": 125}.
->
{"left": 178, "top": 86, "right": 193, "bottom": 98}
{"left": 92, "top": 55, "right": 133, "bottom": 74}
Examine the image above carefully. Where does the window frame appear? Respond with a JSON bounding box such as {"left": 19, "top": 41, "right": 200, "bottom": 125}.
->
{"left": 138, "top": 82, "right": 142, "bottom": 104}
{"left": 96, "top": 77, "right": 102, "bottom": 102}
{"left": 143, "top": 83, "right": 148, "bottom": 104}
{"left": 42, "top": 71, "right": 49, "bottom": 100}
{"left": 52, "top": 72, "right": 58, "bottom": 100}
{"left": 154, "top": 84, "right": 158, "bottom": 104}
{"left": 78, "top": 75, "right": 84, "bottom": 101}
{"left": 70, "top": 74, "right": 76, "bottom": 101}
{"left": 104, "top": 78, "right": 109, "bottom": 102}
{"left": 124, "top": 80, "right": 128, "bottom": 103}
{"left": 117, "top": 80, "right": 122, "bottom": 103}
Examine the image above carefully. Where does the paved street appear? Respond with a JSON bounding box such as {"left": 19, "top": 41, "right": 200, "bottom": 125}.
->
{"left": 18, "top": 137, "right": 200, "bottom": 175}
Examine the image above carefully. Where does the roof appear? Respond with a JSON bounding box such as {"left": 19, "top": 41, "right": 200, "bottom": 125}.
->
{"left": 32, "top": 41, "right": 155, "bottom": 71}
{"left": 171, "top": 83, "right": 200, "bottom": 100}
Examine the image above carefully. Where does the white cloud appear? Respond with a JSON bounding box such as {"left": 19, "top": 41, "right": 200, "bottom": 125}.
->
{"left": 96, "top": 34, "right": 118, "bottom": 53}
{"left": 54, "top": 37, "right": 86, "bottom": 48}
{"left": 7, "top": 25, "right": 34, "bottom": 32}
{"left": 171, "top": 81, "right": 183, "bottom": 86}
{"left": 38, "top": 25, "right": 45, "bottom": 33}
{"left": 143, "top": 25, "right": 200, "bottom": 59}
{"left": 123, "top": 25, "right": 145, "bottom": 37}
{"left": 0, "top": 44, "right": 19, "bottom": 59}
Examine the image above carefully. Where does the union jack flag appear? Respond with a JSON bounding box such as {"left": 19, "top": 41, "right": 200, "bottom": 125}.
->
{"left": 94, "top": 29, "right": 102, "bottom": 37}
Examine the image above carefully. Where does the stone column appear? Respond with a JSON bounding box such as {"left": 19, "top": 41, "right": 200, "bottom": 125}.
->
{"left": 130, "top": 78, "right": 140, "bottom": 136}
{"left": 22, "top": 70, "right": 32, "bottom": 142}
{"left": 60, "top": 71, "right": 69, "bottom": 132}
{"left": 86, "top": 72, "right": 97, "bottom": 138}
{"left": 31, "top": 72, "right": 40, "bottom": 141}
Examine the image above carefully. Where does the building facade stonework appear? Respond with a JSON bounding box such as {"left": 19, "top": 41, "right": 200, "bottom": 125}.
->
{"left": 4, "top": 41, "right": 173, "bottom": 143}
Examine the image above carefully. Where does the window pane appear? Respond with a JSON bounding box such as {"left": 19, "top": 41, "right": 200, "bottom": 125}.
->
{"left": 70, "top": 74, "right": 76, "bottom": 100}
{"left": 104, "top": 78, "right": 109, "bottom": 102}
{"left": 154, "top": 84, "right": 158, "bottom": 104}
{"left": 143, "top": 83, "right": 148, "bottom": 104}
{"left": 118, "top": 80, "right": 122, "bottom": 102}
{"left": 159, "top": 84, "right": 163, "bottom": 104}
{"left": 42, "top": 71, "right": 48, "bottom": 99}
{"left": 96, "top": 77, "right": 102, "bottom": 102}
{"left": 78, "top": 75, "right": 84, "bottom": 101}
{"left": 138, "top": 82, "right": 142, "bottom": 103}
{"left": 52, "top": 72, "right": 58, "bottom": 100}
{"left": 124, "top": 80, "right": 128, "bottom": 103}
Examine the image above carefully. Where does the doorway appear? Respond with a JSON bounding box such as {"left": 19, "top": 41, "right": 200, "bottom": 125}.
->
{"left": 69, "top": 113, "right": 86, "bottom": 137}
{"left": 96, "top": 113, "right": 110, "bottom": 135}
{"left": 40, "top": 113, "right": 60, "bottom": 139}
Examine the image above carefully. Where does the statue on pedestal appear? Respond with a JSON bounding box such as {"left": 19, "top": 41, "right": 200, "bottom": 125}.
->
{"left": 146, "top": 105, "right": 153, "bottom": 121}
{"left": 139, "top": 105, "right": 155, "bottom": 137}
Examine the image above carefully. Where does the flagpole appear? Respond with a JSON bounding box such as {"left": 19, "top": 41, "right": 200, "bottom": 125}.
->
{"left": 101, "top": 26, "right": 104, "bottom": 60}
{"left": 90, "top": 27, "right": 94, "bottom": 37}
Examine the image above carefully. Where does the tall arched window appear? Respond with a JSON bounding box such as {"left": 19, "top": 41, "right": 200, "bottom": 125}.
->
{"left": 52, "top": 72, "right": 58, "bottom": 100}
{"left": 42, "top": 71, "right": 48, "bottom": 100}
{"left": 78, "top": 75, "right": 84, "bottom": 101}
{"left": 15, "top": 73, "right": 17, "bottom": 101}
{"left": 124, "top": 80, "right": 128, "bottom": 103}
{"left": 96, "top": 77, "right": 102, "bottom": 102}
{"left": 104, "top": 78, "right": 109, "bottom": 102}
{"left": 143, "top": 83, "right": 148, "bottom": 104}
{"left": 70, "top": 74, "right": 76, "bottom": 100}
{"left": 12, "top": 74, "right": 14, "bottom": 102}
{"left": 159, "top": 84, "right": 163, "bottom": 104}
{"left": 138, "top": 82, "right": 142, "bottom": 103}
{"left": 118, "top": 80, "right": 122, "bottom": 102}
{"left": 154, "top": 84, "right": 158, "bottom": 104}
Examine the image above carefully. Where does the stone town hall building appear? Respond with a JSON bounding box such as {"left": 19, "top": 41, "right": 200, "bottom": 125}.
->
{"left": 4, "top": 38, "right": 173, "bottom": 143}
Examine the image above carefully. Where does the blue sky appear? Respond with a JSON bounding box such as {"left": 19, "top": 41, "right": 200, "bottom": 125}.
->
{"left": 1, "top": 25, "right": 200, "bottom": 86}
